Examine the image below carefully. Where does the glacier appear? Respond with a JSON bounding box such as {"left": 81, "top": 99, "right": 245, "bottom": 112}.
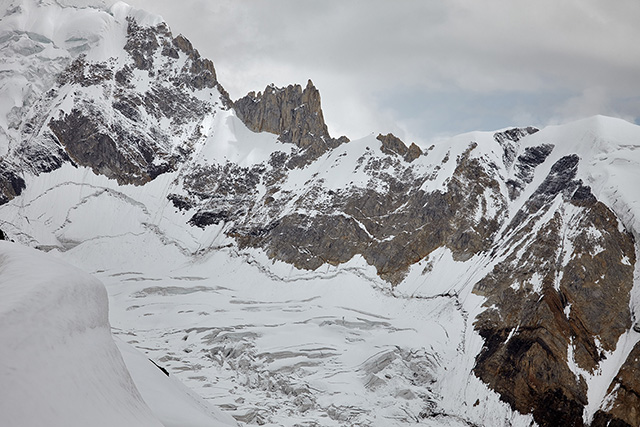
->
{"left": 0, "top": 241, "right": 236, "bottom": 426}
{"left": 1, "top": 1, "right": 640, "bottom": 426}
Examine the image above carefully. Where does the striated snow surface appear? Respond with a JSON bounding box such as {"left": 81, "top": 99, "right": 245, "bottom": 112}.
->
{"left": 0, "top": 241, "right": 163, "bottom": 427}
{"left": 116, "top": 336, "right": 239, "bottom": 427}
{"left": 0, "top": 240, "right": 237, "bottom": 427}
{"left": 1, "top": 110, "right": 640, "bottom": 425}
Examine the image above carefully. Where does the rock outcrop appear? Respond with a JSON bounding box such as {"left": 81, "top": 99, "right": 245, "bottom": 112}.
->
{"left": 0, "top": 164, "right": 25, "bottom": 205}
{"left": 591, "top": 342, "right": 640, "bottom": 427}
{"left": 505, "top": 143, "right": 554, "bottom": 199}
{"left": 377, "top": 133, "right": 423, "bottom": 162}
{"left": 494, "top": 126, "right": 539, "bottom": 168}
{"left": 8, "top": 13, "right": 229, "bottom": 187}
{"left": 234, "top": 80, "right": 348, "bottom": 167}
{"left": 473, "top": 155, "right": 636, "bottom": 427}
{"left": 229, "top": 141, "right": 505, "bottom": 284}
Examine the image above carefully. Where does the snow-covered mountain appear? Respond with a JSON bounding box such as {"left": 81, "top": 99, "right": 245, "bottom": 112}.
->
{"left": 1, "top": 1, "right": 639, "bottom": 426}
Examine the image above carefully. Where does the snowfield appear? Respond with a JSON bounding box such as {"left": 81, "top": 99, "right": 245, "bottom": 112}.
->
{"left": 0, "top": 241, "right": 236, "bottom": 427}
{"left": 0, "top": 241, "right": 161, "bottom": 427}
{"left": 0, "top": 161, "right": 536, "bottom": 425}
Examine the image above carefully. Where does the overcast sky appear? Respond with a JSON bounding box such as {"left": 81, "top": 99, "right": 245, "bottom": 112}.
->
{"left": 123, "top": 0, "right": 640, "bottom": 144}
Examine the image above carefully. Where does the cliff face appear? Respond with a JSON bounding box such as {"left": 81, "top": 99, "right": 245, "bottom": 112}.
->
{"left": 1, "top": 9, "right": 229, "bottom": 191}
{"left": 234, "top": 80, "right": 348, "bottom": 167}
{"left": 51, "top": 17, "right": 232, "bottom": 185}
{"left": 377, "top": 133, "right": 423, "bottom": 162}
{"left": 591, "top": 342, "right": 640, "bottom": 427}
{"left": 474, "top": 154, "right": 636, "bottom": 427}
{"left": 2, "top": 2, "right": 640, "bottom": 427}
{"left": 0, "top": 166, "right": 25, "bottom": 205}
{"left": 226, "top": 140, "right": 504, "bottom": 284}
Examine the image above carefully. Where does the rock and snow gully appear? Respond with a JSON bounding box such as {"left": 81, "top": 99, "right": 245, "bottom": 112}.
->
{"left": 1, "top": 1, "right": 640, "bottom": 426}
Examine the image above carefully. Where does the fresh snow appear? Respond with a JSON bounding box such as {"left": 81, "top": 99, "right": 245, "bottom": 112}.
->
{"left": 115, "top": 337, "right": 239, "bottom": 427}
{"left": 511, "top": 116, "right": 640, "bottom": 235}
{"left": 0, "top": 240, "right": 238, "bottom": 427}
{"left": 581, "top": 328, "right": 640, "bottom": 424}
{"left": 2, "top": 114, "right": 640, "bottom": 426}
{"left": 0, "top": 241, "right": 162, "bottom": 427}
{"left": 193, "top": 110, "right": 289, "bottom": 167}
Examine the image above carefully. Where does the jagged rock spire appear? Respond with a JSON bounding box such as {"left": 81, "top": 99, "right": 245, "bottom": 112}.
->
{"left": 233, "top": 80, "right": 348, "bottom": 167}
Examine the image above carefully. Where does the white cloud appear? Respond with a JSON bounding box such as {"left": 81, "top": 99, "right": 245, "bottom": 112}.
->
{"left": 554, "top": 87, "right": 612, "bottom": 123}
{"left": 123, "top": 0, "right": 640, "bottom": 140}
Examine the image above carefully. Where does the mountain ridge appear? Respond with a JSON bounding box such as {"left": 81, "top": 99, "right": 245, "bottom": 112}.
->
{"left": 1, "top": 1, "right": 640, "bottom": 426}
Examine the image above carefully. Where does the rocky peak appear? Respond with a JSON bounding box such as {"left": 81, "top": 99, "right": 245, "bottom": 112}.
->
{"left": 505, "top": 143, "right": 555, "bottom": 199}
{"left": 233, "top": 80, "right": 326, "bottom": 140}
{"left": 7, "top": 11, "right": 231, "bottom": 188}
{"left": 123, "top": 17, "right": 160, "bottom": 71}
{"left": 170, "top": 34, "right": 221, "bottom": 92}
{"left": 233, "top": 80, "right": 348, "bottom": 166}
{"left": 376, "top": 133, "right": 423, "bottom": 162}
{"left": 124, "top": 18, "right": 224, "bottom": 95}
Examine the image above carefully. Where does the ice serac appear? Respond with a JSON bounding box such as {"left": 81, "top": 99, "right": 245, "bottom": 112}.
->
{"left": 234, "top": 79, "right": 349, "bottom": 166}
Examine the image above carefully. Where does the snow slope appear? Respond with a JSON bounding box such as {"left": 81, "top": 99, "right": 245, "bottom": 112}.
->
{"left": 509, "top": 115, "right": 640, "bottom": 233}
{"left": 0, "top": 240, "right": 162, "bottom": 427}
{"left": 116, "top": 337, "right": 239, "bottom": 427}
{"left": 2, "top": 1, "right": 640, "bottom": 425}
{"left": 0, "top": 240, "right": 237, "bottom": 427}
{"left": 515, "top": 115, "right": 640, "bottom": 320}
{"left": 63, "top": 227, "right": 532, "bottom": 427}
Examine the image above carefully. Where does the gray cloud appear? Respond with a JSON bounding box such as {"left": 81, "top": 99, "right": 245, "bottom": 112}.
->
{"left": 123, "top": 0, "right": 640, "bottom": 142}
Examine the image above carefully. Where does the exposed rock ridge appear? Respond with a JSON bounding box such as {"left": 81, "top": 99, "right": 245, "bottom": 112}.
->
{"left": 39, "top": 16, "right": 229, "bottom": 185}
{"left": 227, "top": 141, "right": 506, "bottom": 284}
{"left": 124, "top": 18, "right": 227, "bottom": 95}
{"left": 376, "top": 133, "right": 423, "bottom": 162}
{"left": 179, "top": 140, "right": 504, "bottom": 284}
{"left": 0, "top": 163, "right": 26, "bottom": 205}
{"left": 494, "top": 126, "right": 539, "bottom": 168}
{"left": 505, "top": 143, "right": 554, "bottom": 199}
{"left": 591, "top": 342, "right": 640, "bottom": 427}
{"left": 473, "top": 154, "right": 636, "bottom": 427}
{"left": 233, "top": 80, "right": 348, "bottom": 167}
